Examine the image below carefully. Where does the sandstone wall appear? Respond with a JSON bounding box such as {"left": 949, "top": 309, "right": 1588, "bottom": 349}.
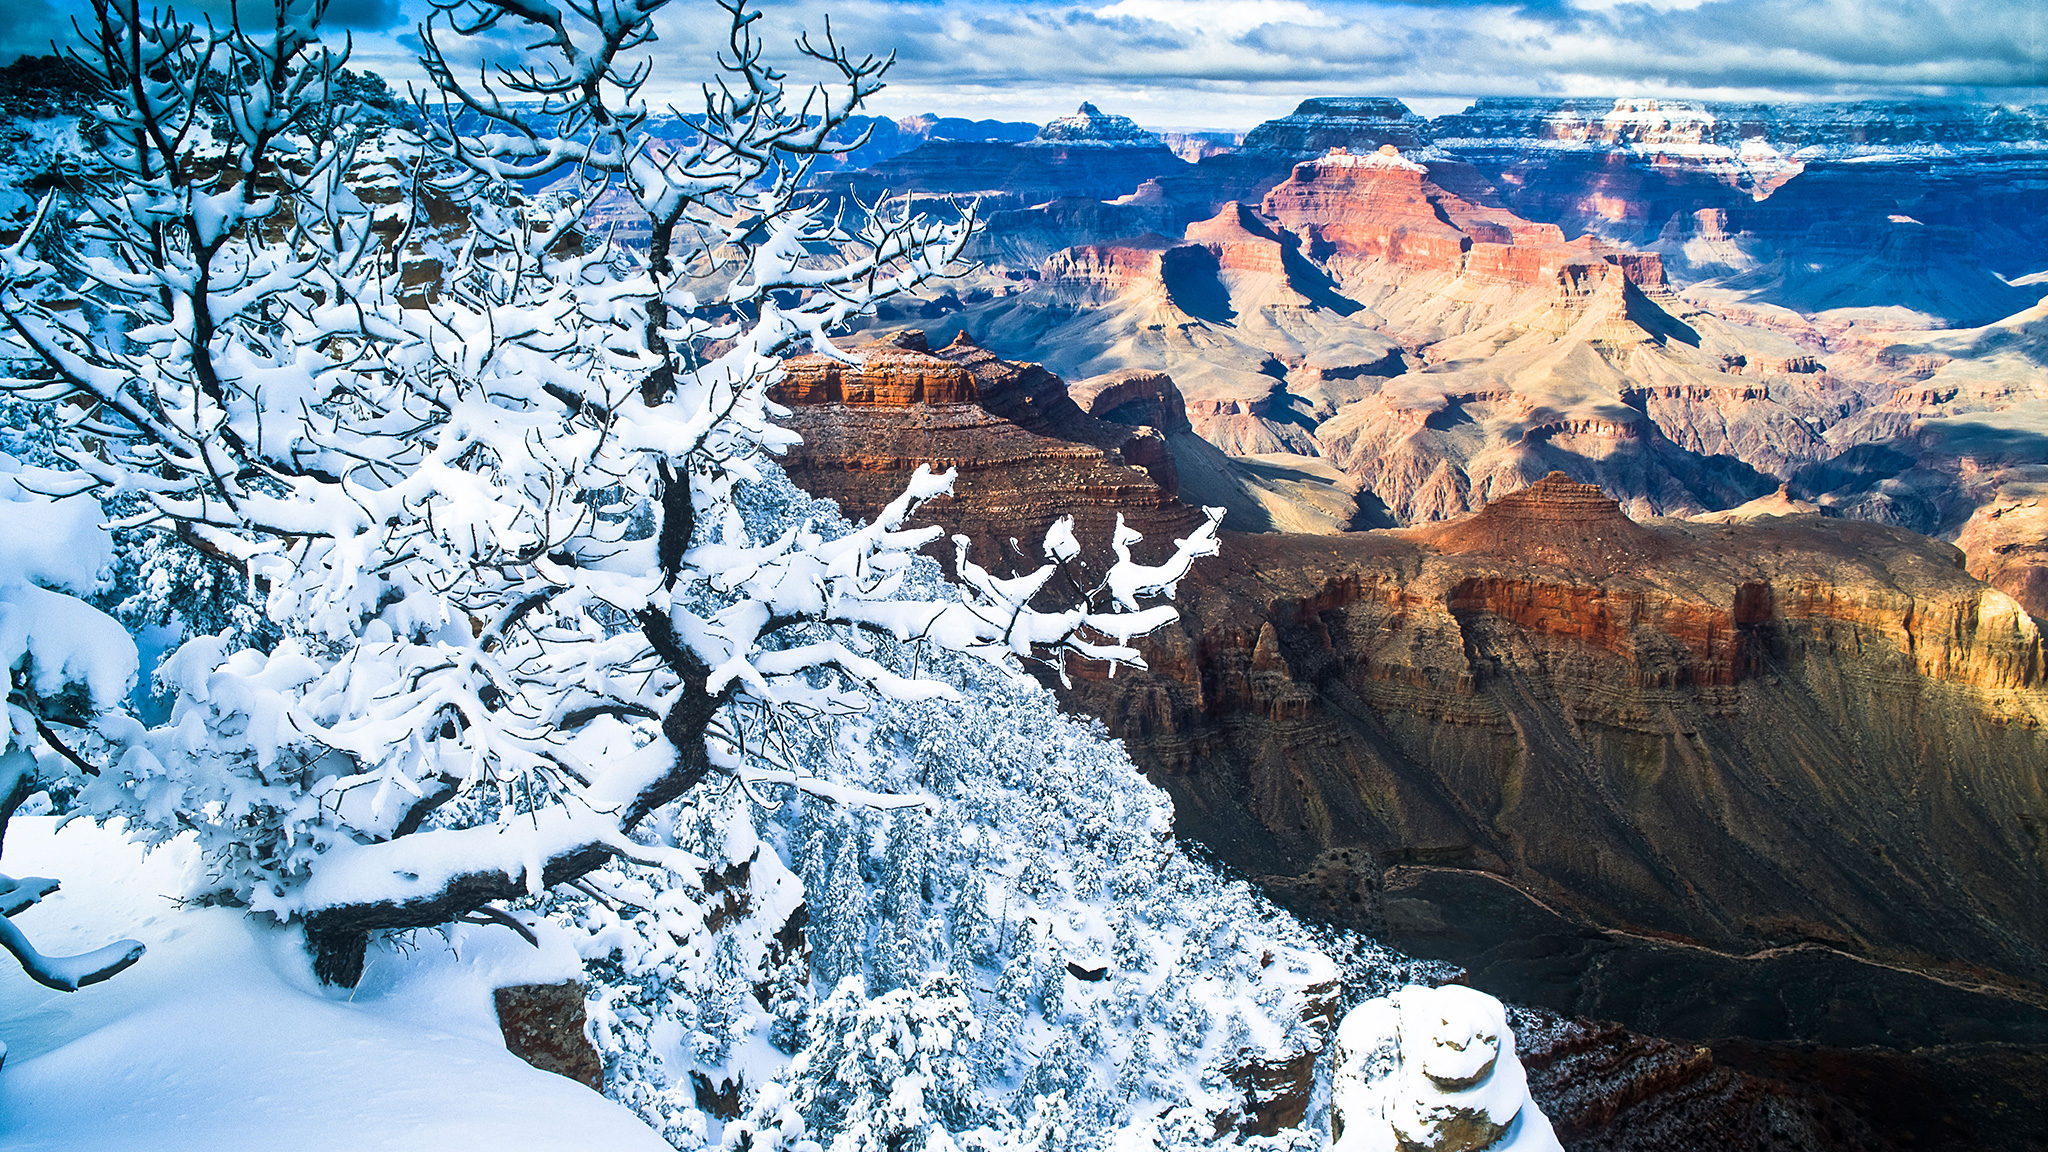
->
{"left": 1055, "top": 482, "right": 2048, "bottom": 987}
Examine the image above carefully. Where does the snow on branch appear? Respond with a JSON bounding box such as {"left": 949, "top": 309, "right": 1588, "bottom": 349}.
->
{"left": 2, "top": 0, "right": 1216, "bottom": 987}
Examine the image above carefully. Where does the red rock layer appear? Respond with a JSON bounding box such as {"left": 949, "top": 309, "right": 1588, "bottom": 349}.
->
{"left": 1261, "top": 147, "right": 1668, "bottom": 290}
{"left": 1049, "top": 494, "right": 2048, "bottom": 987}
{"left": 1183, "top": 202, "right": 1294, "bottom": 276}
{"left": 1415, "top": 471, "right": 1672, "bottom": 576}
{"left": 774, "top": 332, "right": 1205, "bottom": 576}
{"left": 773, "top": 331, "right": 979, "bottom": 405}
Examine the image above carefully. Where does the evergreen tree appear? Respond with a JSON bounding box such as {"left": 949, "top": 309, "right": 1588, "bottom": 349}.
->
{"left": 815, "top": 834, "right": 872, "bottom": 989}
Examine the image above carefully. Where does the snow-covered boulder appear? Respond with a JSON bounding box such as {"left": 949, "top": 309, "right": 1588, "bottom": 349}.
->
{"left": 1329, "top": 984, "right": 1560, "bottom": 1152}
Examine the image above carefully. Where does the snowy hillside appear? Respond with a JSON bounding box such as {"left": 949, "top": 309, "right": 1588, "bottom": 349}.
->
{"left": 0, "top": 464, "right": 1434, "bottom": 1152}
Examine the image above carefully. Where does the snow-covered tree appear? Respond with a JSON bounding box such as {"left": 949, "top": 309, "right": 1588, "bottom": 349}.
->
{"left": 0, "top": 455, "right": 145, "bottom": 998}
{"left": 0, "top": 0, "right": 1219, "bottom": 985}
{"left": 730, "top": 972, "right": 981, "bottom": 1152}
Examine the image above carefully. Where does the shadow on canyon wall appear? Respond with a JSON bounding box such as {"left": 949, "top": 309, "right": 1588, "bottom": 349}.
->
{"left": 1376, "top": 867, "right": 2048, "bottom": 1152}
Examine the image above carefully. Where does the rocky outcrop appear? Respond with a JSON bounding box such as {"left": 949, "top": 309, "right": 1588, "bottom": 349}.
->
{"left": 771, "top": 336, "right": 979, "bottom": 406}
{"left": 1241, "top": 98, "right": 1434, "bottom": 158}
{"left": 775, "top": 330, "right": 1205, "bottom": 573}
{"left": 1262, "top": 147, "right": 1664, "bottom": 292}
{"left": 1331, "top": 984, "right": 1562, "bottom": 1152}
{"left": 1511, "top": 1009, "right": 1891, "bottom": 1152}
{"left": 1068, "top": 368, "right": 1192, "bottom": 433}
{"left": 495, "top": 981, "right": 604, "bottom": 1092}
{"left": 1955, "top": 488, "right": 2048, "bottom": 621}
{"left": 1420, "top": 472, "right": 1672, "bottom": 577}
{"left": 1031, "top": 102, "right": 1160, "bottom": 147}
{"left": 1054, "top": 482, "right": 2048, "bottom": 989}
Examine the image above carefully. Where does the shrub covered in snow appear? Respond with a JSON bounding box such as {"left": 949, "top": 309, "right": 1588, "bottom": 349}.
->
{"left": 526, "top": 473, "right": 1438, "bottom": 1152}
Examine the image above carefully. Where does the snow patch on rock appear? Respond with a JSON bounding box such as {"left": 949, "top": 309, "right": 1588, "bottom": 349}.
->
{"left": 1330, "top": 985, "right": 1559, "bottom": 1152}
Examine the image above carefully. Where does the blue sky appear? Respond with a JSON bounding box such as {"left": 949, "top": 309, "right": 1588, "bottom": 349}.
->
{"left": 7, "top": 0, "right": 2043, "bottom": 127}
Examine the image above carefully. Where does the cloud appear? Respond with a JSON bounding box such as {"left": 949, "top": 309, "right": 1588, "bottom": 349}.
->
{"left": 1094, "top": 0, "right": 1336, "bottom": 36}
{"left": 2, "top": 0, "right": 2040, "bottom": 128}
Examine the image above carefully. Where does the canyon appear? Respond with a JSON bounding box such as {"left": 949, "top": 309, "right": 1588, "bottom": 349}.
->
{"left": 828, "top": 96, "right": 2048, "bottom": 621}
{"left": 772, "top": 335, "right": 2048, "bottom": 986}
{"left": 774, "top": 94, "right": 2048, "bottom": 1148}
{"left": 769, "top": 326, "right": 2048, "bottom": 1151}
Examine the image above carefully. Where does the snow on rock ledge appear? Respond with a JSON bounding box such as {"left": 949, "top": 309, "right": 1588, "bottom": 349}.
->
{"left": 1330, "top": 984, "right": 1561, "bottom": 1152}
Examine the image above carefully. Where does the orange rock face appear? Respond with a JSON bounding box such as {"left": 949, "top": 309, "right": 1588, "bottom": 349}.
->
{"left": 1416, "top": 471, "right": 1672, "bottom": 576}
{"left": 1261, "top": 146, "right": 1668, "bottom": 290}
{"left": 1037, "top": 235, "right": 1182, "bottom": 299}
{"left": 774, "top": 331, "right": 1204, "bottom": 576}
{"left": 773, "top": 330, "right": 980, "bottom": 405}
{"left": 1068, "top": 369, "right": 1192, "bottom": 433}
{"left": 1954, "top": 490, "right": 2048, "bottom": 621}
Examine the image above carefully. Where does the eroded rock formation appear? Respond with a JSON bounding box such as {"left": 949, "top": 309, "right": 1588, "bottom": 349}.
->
{"left": 1061, "top": 482, "right": 2048, "bottom": 988}
{"left": 777, "top": 334, "right": 2048, "bottom": 994}
{"left": 773, "top": 330, "right": 1205, "bottom": 572}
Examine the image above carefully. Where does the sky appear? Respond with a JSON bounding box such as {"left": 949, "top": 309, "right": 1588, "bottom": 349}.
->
{"left": 5, "top": 0, "right": 2043, "bottom": 129}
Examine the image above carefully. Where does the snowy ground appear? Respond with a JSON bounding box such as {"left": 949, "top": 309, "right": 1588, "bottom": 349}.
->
{"left": 0, "top": 817, "right": 668, "bottom": 1151}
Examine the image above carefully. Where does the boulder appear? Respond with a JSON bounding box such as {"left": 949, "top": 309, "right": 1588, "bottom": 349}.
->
{"left": 1331, "top": 984, "right": 1561, "bottom": 1152}
{"left": 495, "top": 981, "right": 604, "bottom": 1092}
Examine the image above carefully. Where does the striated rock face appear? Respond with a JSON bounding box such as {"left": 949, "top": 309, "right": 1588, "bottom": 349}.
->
{"left": 1420, "top": 473, "right": 1671, "bottom": 578}
{"left": 775, "top": 331, "right": 1205, "bottom": 573}
{"left": 771, "top": 331, "right": 979, "bottom": 405}
{"left": 1068, "top": 368, "right": 1193, "bottom": 433}
{"left": 1039, "top": 234, "right": 1193, "bottom": 303}
{"left": 1510, "top": 1008, "right": 1890, "bottom": 1152}
{"left": 1053, "top": 481, "right": 2048, "bottom": 988}
{"left": 1262, "top": 147, "right": 1660, "bottom": 292}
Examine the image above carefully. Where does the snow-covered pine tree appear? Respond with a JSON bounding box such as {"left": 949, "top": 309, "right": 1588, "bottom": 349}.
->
{"left": 0, "top": 0, "right": 1220, "bottom": 984}
{"left": 731, "top": 971, "right": 981, "bottom": 1152}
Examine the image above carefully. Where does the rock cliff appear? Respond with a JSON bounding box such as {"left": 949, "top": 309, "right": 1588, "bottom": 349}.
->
{"left": 773, "top": 330, "right": 1205, "bottom": 573}
{"left": 772, "top": 339, "right": 2048, "bottom": 1146}
{"left": 1056, "top": 480, "right": 2048, "bottom": 990}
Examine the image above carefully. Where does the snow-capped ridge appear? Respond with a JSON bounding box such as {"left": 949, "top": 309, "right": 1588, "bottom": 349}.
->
{"left": 1031, "top": 103, "right": 1163, "bottom": 149}
{"left": 1307, "top": 145, "right": 1426, "bottom": 174}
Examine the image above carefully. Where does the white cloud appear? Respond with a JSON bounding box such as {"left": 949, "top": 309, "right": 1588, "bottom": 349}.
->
{"left": 1094, "top": 0, "right": 1335, "bottom": 37}
{"left": 5, "top": 0, "right": 2038, "bottom": 130}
